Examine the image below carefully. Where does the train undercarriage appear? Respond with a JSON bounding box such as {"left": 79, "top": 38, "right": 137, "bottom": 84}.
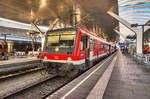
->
{"left": 42, "top": 53, "right": 112, "bottom": 77}
{"left": 43, "top": 62, "right": 80, "bottom": 77}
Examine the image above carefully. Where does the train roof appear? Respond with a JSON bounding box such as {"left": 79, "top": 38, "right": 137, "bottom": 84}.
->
{"left": 48, "top": 27, "right": 114, "bottom": 45}
{"left": 79, "top": 28, "right": 111, "bottom": 45}
{"left": 47, "top": 28, "right": 78, "bottom": 33}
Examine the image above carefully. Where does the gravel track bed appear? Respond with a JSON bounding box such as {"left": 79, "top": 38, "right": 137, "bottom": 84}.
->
{"left": 5, "top": 76, "right": 72, "bottom": 99}
{"left": 4, "top": 55, "right": 113, "bottom": 99}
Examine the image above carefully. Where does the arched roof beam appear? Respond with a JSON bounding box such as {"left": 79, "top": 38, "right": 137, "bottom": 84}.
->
{"left": 120, "top": 10, "right": 150, "bottom": 15}
{"left": 118, "top": 0, "right": 131, "bottom": 4}
{"left": 120, "top": 6, "right": 150, "bottom": 12}
{"left": 127, "top": 19, "right": 147, "bottom": 22}
{"left": 113, "top": 29, "right": 126, "bottom": 38}
{"left": 127, "top": 20, "right": 147, "bottom": 24}
{"left": 107, "top": 10, "right": 136, "bottom": 33}
{"left": 145, "top": 19, "right": 150, "bottom": 25}
{"left": 119, "top": 0, "right": 150, "bottom": 5}
{"left": 124, "top": 17, "right": 149, "bottom": 21}
{"left": 120, "top": 1, "right": 150, "bottom": 7}
{"left": 121, "top": 14, "right": 150, "bottom": 17}
{"left": 122, "top": 16, "right": 150, "bottom": 19}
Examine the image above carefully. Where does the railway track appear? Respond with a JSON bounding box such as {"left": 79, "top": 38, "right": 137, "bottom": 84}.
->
{"left": 0, "top": 60, "right": 74, "bottom": 99}
{"left": 0, "top": 67, "right": 44, "bottom": 80}
{"left": 41, "top": 76, "right": 76, "bottom": 99}
{"left": 2, "top": 65, "right": 78, "bottom": 99}
{"left": 42, "top": 53, "right": 116, "bottom": 99}
{"left": 0, "top": 68, "right": 56, "bottom": 99}
{"left": 0, "top": 59, "right": 43, "bottom": 80}
{"left": 0, "top": 60, "right": 41, "bottom": 75}
{"left": 2, "top": 53, "right": 115, "bottom": 99}
{"left": 5, "top": 76, "right": 73, "bottom": 99}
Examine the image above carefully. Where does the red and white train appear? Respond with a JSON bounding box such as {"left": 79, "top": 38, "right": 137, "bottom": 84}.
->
{"left": 41, "top": 28, "right": 116, "bottom": 75}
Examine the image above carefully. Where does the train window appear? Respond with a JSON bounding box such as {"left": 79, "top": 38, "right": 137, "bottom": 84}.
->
{"left": 102, "top": 43, "right": 105, "bottom": 49}
{"left": 47, "top": 35, "right": 59, "bottom": 46}
{"left": 99, "top": 41, "right": 101, "bottom": 49}
{"left": 90, "top": 39, "right": 93, "bottom": 51}
{"left": 99, "top": 42, "right": 103, "bottom": 49}
{"left": 80, "top": 36, "right": 86, "bottom": 51}
{"left": 104, "top": 44, "right": 109, "bottom": 50}
{"left": 60, "top": 35, "right": 74, "bottom": 46}
{"left": 103, "top": 44, "right": 106, "bottom": 49}
{"left": 80, "top": 41, "right": 84, "bottom": 51}
{"left": 93, "top": 39, "right": 95, "bottom": 50}
{"left": 46, "top": 31, "right": 76, "bottom": 47}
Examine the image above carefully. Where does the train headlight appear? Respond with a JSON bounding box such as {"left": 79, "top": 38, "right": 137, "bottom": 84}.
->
{"left": 55, "top": 47, "right": 59, "bottom": 52}
{"left": 67, "top": 57, "right": 72, "bottom": 61}
{"left": 44, "top": 56, "right": 47, "bottom": 60}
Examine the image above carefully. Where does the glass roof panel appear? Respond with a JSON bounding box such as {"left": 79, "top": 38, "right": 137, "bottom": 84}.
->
{"left": 118, "top": 0, "right": 150, "bottom": 24}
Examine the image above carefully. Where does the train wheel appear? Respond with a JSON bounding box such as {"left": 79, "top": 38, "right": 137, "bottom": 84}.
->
{"left": 67, "top": 69, "right": 79, "bottom": 78}
{"left": 57, "top": 64, "right": 71, "bottom": 76}
{"left": 89, "top": 62, "right": 93, "bottom": 67}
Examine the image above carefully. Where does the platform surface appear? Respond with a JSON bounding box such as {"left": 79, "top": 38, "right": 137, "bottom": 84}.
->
{"left": 0, "top": 56, "right": 39, "bottom": 66}
{"left": 103, "top": 51, "right": 150, "bottom": 99}
{"left": 46, "top": 53, "right": 116, "bottom": 99}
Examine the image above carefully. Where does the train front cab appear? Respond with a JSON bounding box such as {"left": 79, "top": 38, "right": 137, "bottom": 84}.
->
{"left": 42, "top": 28, "right": 80, "bottom": 75}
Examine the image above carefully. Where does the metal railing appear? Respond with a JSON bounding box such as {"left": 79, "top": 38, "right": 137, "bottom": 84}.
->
{"left": 15, "top": 51, "right": 40, "bottom": 56}
{"left": 133, "top": 53, "right": 150, "bottom": 65}
{"left": 143, "top": 54, "right": 150, "bottom": 64}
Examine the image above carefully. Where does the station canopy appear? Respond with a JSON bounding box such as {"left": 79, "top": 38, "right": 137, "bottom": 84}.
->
{"left": 119, "top": 0, "right": 150, "bottom": 25}
{"left": 118, "top": 0, "right": 150, "bottom": 40}
{"left": 0, "top": 0, "right": 118, "bottom": 41}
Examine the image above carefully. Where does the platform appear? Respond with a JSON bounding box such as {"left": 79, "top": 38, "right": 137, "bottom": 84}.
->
{"left": 46, "top": 53, "right": 117, "bottom": 99}
{"left": 0, "top": 56, "right": 39, "bottom": 66}
{"left": 103, "top": 51, "right": 150, "bottom": 99}
{"left": 46, "top": 51, "right": 150, "bottom": 99}
{"left": 0, "top": 56, "right": 41, "bottom": 75}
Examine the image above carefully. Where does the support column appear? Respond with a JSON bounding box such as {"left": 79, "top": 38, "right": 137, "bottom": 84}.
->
{"left": 7, "top": 41, "right": 14, "bottom": 53}
{"left": 136, "top": 27, "right": 143, "bottom": 54}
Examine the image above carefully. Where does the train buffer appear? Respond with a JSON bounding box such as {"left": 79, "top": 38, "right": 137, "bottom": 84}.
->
{"left": 46, "top": 51, "right": 150, "bottom": 99}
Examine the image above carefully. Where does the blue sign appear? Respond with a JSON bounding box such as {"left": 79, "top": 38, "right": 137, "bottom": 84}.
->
{"left": 81, "top": 53, "right": 84, "bottom": 57}
{"left": 118, "top": 43, "right": 126, "bottom": 46}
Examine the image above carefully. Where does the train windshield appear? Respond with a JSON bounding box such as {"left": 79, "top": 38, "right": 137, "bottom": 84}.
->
{"left": 46, "top": 31, "right": 76, "bottom": 47}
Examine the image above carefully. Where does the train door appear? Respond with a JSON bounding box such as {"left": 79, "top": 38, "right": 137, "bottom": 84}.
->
{"left": 89, "top": 38, "right": 94, "bottom": 61}
{"left": 85, "top": 36, "right": 90, "bottom": 67}
{"left": 85, "top": 36, "right": 90, "bottom": 60}
{"left": 109, "top": 44, "right": 111, "bottom": 54}
{"left": 80, "top": 35, "right": 90, "bottom": 68}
